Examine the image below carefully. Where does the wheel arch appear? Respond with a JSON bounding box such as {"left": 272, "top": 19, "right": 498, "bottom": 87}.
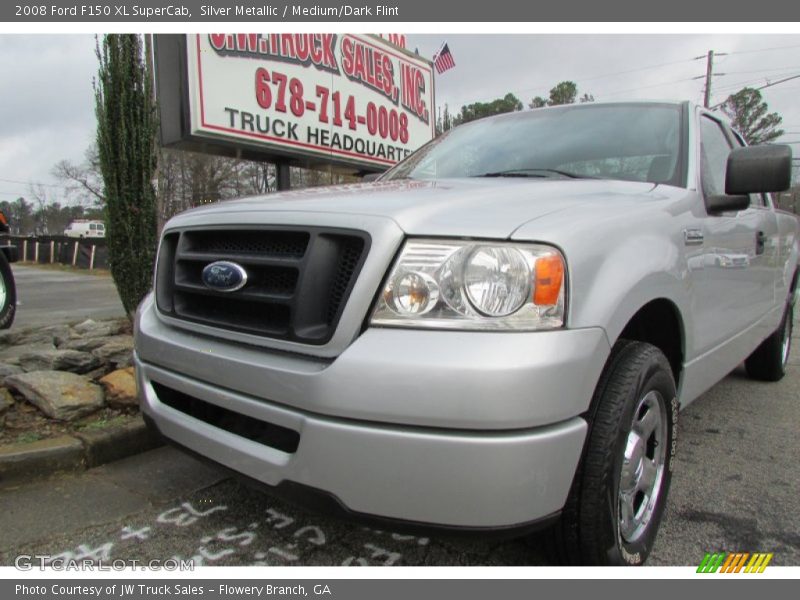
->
{"left": 613, "top": 298, "right": 685, "bottom": 389}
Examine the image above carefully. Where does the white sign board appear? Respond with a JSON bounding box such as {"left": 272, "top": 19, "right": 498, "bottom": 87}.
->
{"left": 185, "top": 33, "right": 435, "bottom": 170}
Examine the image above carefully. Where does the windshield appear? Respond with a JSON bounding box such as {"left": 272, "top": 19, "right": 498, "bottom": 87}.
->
{"left": 383, "top": 103, "right": 685, "bottom": 186}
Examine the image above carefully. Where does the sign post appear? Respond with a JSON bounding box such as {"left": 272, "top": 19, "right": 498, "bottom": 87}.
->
{"left": 276, "top": 162, "right": 291, "bottom": 191}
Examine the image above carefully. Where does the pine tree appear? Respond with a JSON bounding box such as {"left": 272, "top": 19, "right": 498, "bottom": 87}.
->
{"left": 720, "top": 88, "right": 784, "bottom": 145}
{"left": 94, "top": 34, "right": 158, "bottom": 317}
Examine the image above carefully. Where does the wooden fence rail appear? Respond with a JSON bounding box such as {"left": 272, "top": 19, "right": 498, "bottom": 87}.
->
{"left": 1, "top": 236, "right": 109, "bottom": 270}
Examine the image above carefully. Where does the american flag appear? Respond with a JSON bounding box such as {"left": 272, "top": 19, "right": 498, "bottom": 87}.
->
{"left": 433, "top": 43, "right": 455, "bottom": 74}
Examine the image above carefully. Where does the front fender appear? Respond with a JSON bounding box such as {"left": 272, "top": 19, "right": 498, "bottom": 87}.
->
{"left": 572, "top": 235, "right": 689, "bottom": 342}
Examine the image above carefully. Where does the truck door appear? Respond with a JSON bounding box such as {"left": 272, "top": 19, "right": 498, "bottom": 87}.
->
{"left": 696, "top": 114, "right": 777, "bottom": 354}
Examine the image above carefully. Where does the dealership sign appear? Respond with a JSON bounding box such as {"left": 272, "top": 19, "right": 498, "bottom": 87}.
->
{"left": 158, "top": 33, "right": 435, "bottom": 171}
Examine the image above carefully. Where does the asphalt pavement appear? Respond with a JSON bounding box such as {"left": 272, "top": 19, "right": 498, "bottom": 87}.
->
{"left": 9, "top": 264, "right": 126, "bottom": 329}
{"left": 0, "top": 326, "right": 798, "bottom": 567}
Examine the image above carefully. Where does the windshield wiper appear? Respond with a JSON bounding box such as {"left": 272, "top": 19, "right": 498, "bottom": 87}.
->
{"left": 473, "top": 168, "right": 596, "bottom": 179}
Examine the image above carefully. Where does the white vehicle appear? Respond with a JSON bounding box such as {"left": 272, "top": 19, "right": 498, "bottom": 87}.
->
{"left": 63, "top": 220, "right": 105, "bottom": 239}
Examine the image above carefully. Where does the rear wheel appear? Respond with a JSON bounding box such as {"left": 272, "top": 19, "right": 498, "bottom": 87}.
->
{"left": 548, "top": 340, "right": 678, "bottom": 565}
{"left": 0, "top": 251, "right": 17, "bottom": 329}
{"left": 745, "top": 302, "right": 793, "bottom": 382}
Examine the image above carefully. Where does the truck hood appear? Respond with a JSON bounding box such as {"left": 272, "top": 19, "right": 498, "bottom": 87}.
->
{"left": 173, "top": 178, "right": 658, "bottom": 239}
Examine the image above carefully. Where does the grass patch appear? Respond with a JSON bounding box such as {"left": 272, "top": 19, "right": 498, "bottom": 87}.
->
{"left": 75, "top": 414, "right": 130, "bottom": 432}
{"left": 15, "top": 432, "right": 44, "bottom": 444}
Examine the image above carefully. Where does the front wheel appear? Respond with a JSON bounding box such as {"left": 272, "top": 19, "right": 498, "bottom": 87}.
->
{"left": 0, "top": 251, "right": 17, "bottom": 329}
{"left": 548, "top": 340, "right": 678, "bottom": 565}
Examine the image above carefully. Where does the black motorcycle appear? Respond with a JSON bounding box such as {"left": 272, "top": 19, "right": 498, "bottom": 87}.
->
{"left": 0, "top": 210, "right": 18, "bottom": 329}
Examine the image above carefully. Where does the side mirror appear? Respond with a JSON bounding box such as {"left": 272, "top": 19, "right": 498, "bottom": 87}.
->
{"left": 725, "top": 144, "right": 792, "bottom": 195}
{"left": 362, "top": 172, "right": 381, "bottom": 183}
{"left": 706, "top": 194, "right": 750, "bottom": 213}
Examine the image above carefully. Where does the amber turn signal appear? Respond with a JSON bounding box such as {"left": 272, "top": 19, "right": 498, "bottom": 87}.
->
{"left": 534, "top": 254, "right": 564, "bottom": 306}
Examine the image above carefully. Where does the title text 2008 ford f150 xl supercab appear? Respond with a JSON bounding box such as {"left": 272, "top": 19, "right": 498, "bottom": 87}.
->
{"left": 134, "top": 101, "right": 797, "bottom": 565}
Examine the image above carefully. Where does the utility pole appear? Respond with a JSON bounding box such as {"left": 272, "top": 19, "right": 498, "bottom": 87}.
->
{"left": 694, "top": 50, "right": 727, "bottom": 108}
{"left": 703, "top": 50, "right": 715, "bottom": 109}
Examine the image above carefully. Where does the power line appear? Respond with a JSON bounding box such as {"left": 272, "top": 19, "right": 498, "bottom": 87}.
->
{"left": 597, "top": 77, "right": 700, "bottom": 98}
{"left": 723, "top": 65, "right": 800, "bottom": 75}
{"left": 726, "top": 43, "right": 800, "bottom": 56}
{"left": 576, "top": 57, "right": 698, "bottom": 83}
{"left": 712, "top": 72, "right": 800, "bottom": 95}
{"left": 440, "top": 41, "right": 800, "bottom": 112}
{"left": 750, "top": 74, "right": 800, "bottom": 92}
{"left": 443, "top": 56, "right": 700, "bottom": 107}
{"left": 713, "top": 79, "right": 771, "bottom": 94}
{"left": 710, "top": 73, "right": 800, "bottom": 109}
{"left": 0, "top": 177, "right": 69, "bottom": 189}
{"left": 760, "top": 85, "right": 800, "bottom": 94}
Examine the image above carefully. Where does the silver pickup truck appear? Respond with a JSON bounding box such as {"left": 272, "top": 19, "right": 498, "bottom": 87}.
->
{"left": 135, "top": 100, "right": 797, "bottom": 565}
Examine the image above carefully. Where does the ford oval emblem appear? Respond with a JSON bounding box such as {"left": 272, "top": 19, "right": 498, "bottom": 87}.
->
{"left": 201, "top": 261, "right": 248, "bottom": 293}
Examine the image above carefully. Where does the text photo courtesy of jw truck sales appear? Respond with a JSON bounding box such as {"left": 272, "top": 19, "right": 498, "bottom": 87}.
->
{"left": 15, "top": 584, "right": 331, "bottom": 596}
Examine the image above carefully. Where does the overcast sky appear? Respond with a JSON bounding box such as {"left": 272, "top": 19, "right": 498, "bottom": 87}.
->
{"left": 1, "top": 33, "right": 799, "bottom": 205}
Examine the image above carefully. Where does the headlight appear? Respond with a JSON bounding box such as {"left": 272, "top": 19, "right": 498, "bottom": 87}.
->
{"left": 371, "top": 239, "right": 566, "bottom": 330}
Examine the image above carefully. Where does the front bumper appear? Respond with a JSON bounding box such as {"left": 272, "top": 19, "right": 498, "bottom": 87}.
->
{"left": 136, "top": 295, "right": 609, "bottom": 528}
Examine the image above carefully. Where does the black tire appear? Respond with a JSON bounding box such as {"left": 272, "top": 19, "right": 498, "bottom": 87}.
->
{"left": 548, "top": 340, "right": 678, "bottom": 565}
{"left": 0, "top": 251, "right": 17, "bottom": 330}
{"left": 745, "top": 302, "right": 793, "bottom": 382}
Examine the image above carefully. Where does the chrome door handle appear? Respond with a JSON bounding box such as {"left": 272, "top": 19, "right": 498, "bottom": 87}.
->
{"left": 684, "top": 228, "right": 704, "bottom": 245}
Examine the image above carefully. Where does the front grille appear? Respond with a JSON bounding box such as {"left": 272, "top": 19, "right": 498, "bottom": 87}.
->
{"left": 156, "top": 227, "right": 369, "bottom": 344}
{"left": 152, "top": 382, "right": 300, "bottom": 453}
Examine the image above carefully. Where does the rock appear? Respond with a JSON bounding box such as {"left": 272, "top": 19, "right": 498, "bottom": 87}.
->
{"left": 18, "top": 350, "right": 101, "bottom": 374}
{"left": 16, "top": 325, "right": 72, "bottom": 348}
{"left": 0, "top": 362, "right": 23, "bottom": 379}
{"left": 0, "top": 330, "right": 23, "bottom": 347}
{"left": 99, "top": 367, "right": 138, "bottom": 408}
{"left": 0, "top": 388, "right": 13, "bottom": 412}
{"left": 91, "top": 336, "right": 134, "bottom": 368}
{"left": 0, "top": 343, "right": 56, "bottom": 366}
{"left": 0, "top": 388, "right": 13, "bottom": 426}
{"left": 72, "top": 319, "right": 100, "bottom": 334}
{"left": 72, "top": 319, "right": 127, "bottom": 339}
{"left": 62, "top": 334, "right": 132, "bottom": 353}
{"left": 5, "top": 371, "right": 105, "bottom": 421}
{"left": 83, "top": 365, "right": 112, "bottom": 381}
{"left": 61, "top": 337, "right": 111, "bottom": 352}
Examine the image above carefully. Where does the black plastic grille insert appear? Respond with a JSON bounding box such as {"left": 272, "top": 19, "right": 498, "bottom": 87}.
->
{"left": 156, "top": 227, "right": 369, "bottom": 345}
{"left": 152, "top": 382, "right": 300, "bottom": 453}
